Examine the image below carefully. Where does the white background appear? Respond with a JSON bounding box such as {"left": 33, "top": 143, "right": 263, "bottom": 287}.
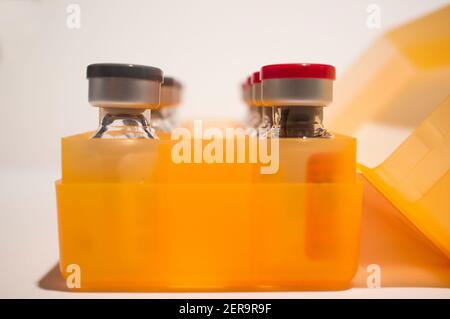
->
{"left": 0, "top": 0, "right": 449, "bottom": 298}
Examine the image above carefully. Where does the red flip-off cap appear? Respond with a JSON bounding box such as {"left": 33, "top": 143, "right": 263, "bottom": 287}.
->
{"left": 251, "top": 71, "right": 261, "bottom": 84}
{"left": 241, "top": 75, "right": 252, "bottom": 89}
{"left": 261, "top": 63, "right": 336, "bottom": 80}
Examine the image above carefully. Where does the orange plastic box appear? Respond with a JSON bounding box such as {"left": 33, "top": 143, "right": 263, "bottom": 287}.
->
{"left": 330, "top": 6, "right": 450, "bottom": 261}
{"left": 55, "top": 131, "right": 362, "bottom": 291}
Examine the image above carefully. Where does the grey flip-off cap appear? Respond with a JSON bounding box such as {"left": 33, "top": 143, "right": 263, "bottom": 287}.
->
{"left": 87, "top": 63, "right": 164, "bottom": 109}
{"left": 162, "top": 76, "right": 182, "bottom": 89}
{"left": 87, "top": 63, "right": 163, "bottom": 81}
{"left": 160, "top": 76, "right": 182, "bottom": 107}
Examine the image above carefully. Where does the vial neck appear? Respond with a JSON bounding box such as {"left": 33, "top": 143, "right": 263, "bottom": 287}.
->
{"left": 92, "top": 107, "right": 157, "bottom": 139}
{"left": 149, "top": 108, "right": 174, "bottom": 133}
{"left": 257, "top": 106, "right": 273, "bottom": 135}
{"left": 262, "top": 106, "right": 273, "bottom": 124}
{"left": 247, "top": 107, "right": 262, "bottom": 128}
{"left": 273, "top": 106, "right": 330, "bottom": 138}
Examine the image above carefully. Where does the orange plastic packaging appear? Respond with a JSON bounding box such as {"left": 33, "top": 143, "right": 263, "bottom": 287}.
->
{"left": 329, "top": 5, "right": 450, "bottom": 287}
{"left": 56, "top": 128, "right": 361, "bottom": 291}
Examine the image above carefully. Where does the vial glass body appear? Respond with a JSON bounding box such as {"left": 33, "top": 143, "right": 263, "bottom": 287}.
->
{"left": 245, "top": 107, "right": 262, "bottom": 136}
{"left": 271, "top": 106, "right": 331, "bottom": 138}
{"left": 149, "top": 108, "right": 174, "bottom": 133}
{"left": 257, "top": 106, "right": 273, "bottom": 137}
{"left": 92, "top": 108, "right": 157, "bottom": 139}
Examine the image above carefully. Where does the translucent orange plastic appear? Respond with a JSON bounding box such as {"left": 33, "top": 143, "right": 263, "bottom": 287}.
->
{"left": 56, "top": 131, "right": 361, "bottom": 291}
{"left": 312, "top": 6, "right": 450, "bottom": 290}
{"left": 352, "top": 174, "right": 450, "bottom": 288}
{"left": 330, "top": 5, "right": 450, "bottom": 136}
{"left": 329, "top": 5, "right": 450, "bottom": 261}
{"left": 359, "top": 97, "right": 450, "bottom": 259}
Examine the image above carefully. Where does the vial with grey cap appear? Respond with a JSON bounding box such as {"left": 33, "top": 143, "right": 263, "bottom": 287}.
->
{"left": 150, "top": 76, "right": 182, "bottom": 134}
{"left": 87, "top": 63, "right": 164, "bottom": 139}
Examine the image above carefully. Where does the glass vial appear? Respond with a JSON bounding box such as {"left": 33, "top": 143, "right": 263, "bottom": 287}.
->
{"left": 251, "top": 71, "right": 273, "bottom": 137}
{"left": 150, "top": 76, "right": 182, "bottom": 133}
{"left": 243, "top": 75, "right": 261, "bottom": 135}
{"left": 272, "top": 106, "right": 330, "bottom": 138}
{"left": 87, "top": 63, "right": 163, "bottom": 139}
{"left": 260, "top": 63, "right": 336, "bottom": 138}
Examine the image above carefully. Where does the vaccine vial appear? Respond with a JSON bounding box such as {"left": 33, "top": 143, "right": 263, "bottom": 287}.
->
{"left": 243, "top": 75, "right": 261, "bottom": 134}
{"left": 87, "top": 63, "right": 163, "bottom": 139}
{"left": 150, "top": 76, "right": 182, "bottom": 133}
{"left": 260, "top": 63, "right": 335, "bottom": 138}
{"left": 252, "top": 71, "right": 273, "bottom": 137}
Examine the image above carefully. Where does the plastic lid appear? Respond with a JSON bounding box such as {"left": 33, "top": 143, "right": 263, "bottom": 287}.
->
{"left": 261, "top": 63, "right": 336, "bottom": 80}
{"left": 87, "top": 63, "right": 163, "bottom": 82}
{"left": 251, "top": 71, "right": 261, "bottom": 84}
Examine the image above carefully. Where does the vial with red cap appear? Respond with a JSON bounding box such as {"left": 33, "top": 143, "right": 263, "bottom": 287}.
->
{"left": 260, "top": 63, "right": 335, "bottom": 138}
{"left": 252, "top": 71, "right": 273, "bottom": 137}
{"left": 242, "top": 75, "right": 262, "bottom": 135}
{"left": 241, "top": 76, "right": 252, "bottom": 107}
